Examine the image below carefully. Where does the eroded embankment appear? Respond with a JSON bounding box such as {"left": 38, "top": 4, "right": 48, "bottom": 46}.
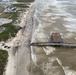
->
{"left": 15, "top": 3, "right": 36, "bottom": 75}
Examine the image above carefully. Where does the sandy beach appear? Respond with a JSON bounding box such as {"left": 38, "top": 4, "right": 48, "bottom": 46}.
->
{"left": 0, "top": 18, "right": 12, "bottom": 26}
{"left": 0, "top": 3, "right": 35, "bottom": 75}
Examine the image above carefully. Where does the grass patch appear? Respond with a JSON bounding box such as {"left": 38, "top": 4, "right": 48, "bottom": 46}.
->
{"left": 17, "top": 0, "right": 34, "bottom": 2}
{"left": 0, "top": 24, "right": 18, "bottom": 41}
{"left": 9, "top": 12, "right": 18, "bottom": 23}
{"left": 0, "top": 50, "right": 8, "bottom": 75}
{"left": 0, "top": 13, "right": 11, "bottom": 18}
{"left": 0, "top": 6, "right": 21, "bottom": 41}
{"left": 0, "top": 9, "right": 21, "bottom": 41}
{"left": 13, "top": 4, "right": 29, "bottom": 8}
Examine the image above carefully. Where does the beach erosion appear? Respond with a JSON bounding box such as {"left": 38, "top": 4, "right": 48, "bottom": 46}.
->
{"left": 2, "top": 0, "right": 76, "bottom": 75}
{"left": 3, "top": 2, "right": 35, "bottom": 75}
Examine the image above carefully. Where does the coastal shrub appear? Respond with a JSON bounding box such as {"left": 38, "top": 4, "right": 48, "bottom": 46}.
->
{"left": 18, "top": 0, "right": 34, "bottom": 2}
{"left": 0, "top": 24, "right": 18, "bottom": 41}
{"left": 0, "top": 50, "right": 8, "bottom": 75}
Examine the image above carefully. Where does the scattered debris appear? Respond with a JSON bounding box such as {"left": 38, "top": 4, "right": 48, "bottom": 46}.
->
{"left": 3, "top": 7, "right": 16, "bottom": 13}
{"left": 0, "top": 27, "right": 6, "bottom": 33}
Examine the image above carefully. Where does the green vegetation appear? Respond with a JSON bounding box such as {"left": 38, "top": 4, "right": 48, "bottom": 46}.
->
{"left": 0, "top": 24, "right": 18, "bottom": 41}
{"left": 18, "top": 0, "right": 34, "bottom": 2}
{"left": 0, "top": 0, "right": 33, "bottom": 41}
{"left": 0, "top": 13, "right": 11, "bottom": 18}
{"left": 0, "top": 50, "right": 8, "bottom": 75}
{"left": 13, "top": 4, "right": 29, "bottom": 8}
{"left": 0, "top": 11, "right": 19, "bottom": 41}
{"left": 9, "top": 12, "right": 18, "bottom": 23}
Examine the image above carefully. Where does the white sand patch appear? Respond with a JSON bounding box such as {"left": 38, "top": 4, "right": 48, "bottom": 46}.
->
{"left": 0, "top": 24, "right": 24, "bottom": 75}
{"left": 19, "top": 3, "right": 34, "bottom": 28}
{"left": 0, "top": 29, "right": 23, "bottom": 51}
{"left": 5, "top": 50, "right": 16, "bottom": 75}
{"left": 4, "top": 3, "right": 35, "bottom": 75}
{"left": 43, "top": 46, "right": 55, "bottom": 55}
{"left": 0, "top": 30, "right": 23, "bottom": 75}
{"left": 0, "top": 18, "right": 12, "bottom": 26}
{"left": 19, "top": 11, "right": 28, "bottom": 28}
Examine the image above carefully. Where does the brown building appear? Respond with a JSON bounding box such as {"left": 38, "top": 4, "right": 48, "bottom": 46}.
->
{"left": 51, "top": 33, "right": 63, "bottom": 43}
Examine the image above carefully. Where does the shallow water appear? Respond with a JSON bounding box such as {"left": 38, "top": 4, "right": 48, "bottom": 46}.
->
{"left": 31, "top": 0, "right": 76, "bottom": 75}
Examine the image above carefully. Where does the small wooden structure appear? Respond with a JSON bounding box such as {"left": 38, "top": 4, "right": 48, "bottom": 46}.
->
{"left": 51, "top": 33, "right": 63, "bottom": 43}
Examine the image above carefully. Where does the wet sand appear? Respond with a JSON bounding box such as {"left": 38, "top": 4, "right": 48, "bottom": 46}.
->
{"left": 14, "top": 3, "right": 35, "bottom": 75}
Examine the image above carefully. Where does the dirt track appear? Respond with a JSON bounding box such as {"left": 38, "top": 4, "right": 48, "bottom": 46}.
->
{"left": 15, "top": 3, "right": 35, "bottom": 75}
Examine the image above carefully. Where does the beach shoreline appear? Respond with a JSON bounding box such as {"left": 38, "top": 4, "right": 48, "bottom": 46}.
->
{"left": 2, "top": 2, "right": 35, "bottom": 75}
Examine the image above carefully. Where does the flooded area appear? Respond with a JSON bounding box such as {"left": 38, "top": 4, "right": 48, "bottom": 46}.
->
{"left": 0, "top": 0, "right": 76, "bottom": 75}
{"left": 31, "top": 0, "right": 76, "bottom": 75}
{"left": 0, "top": 0, "right": 32, "bottom": 26}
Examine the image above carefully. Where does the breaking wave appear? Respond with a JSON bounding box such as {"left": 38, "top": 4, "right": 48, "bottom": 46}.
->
{"left": 31, "top": 0, "right": 76, "bottom": 75}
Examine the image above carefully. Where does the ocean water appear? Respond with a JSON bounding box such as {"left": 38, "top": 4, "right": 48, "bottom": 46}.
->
{"left": 31, "top": 0, "right": 76, "bottom": 75}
